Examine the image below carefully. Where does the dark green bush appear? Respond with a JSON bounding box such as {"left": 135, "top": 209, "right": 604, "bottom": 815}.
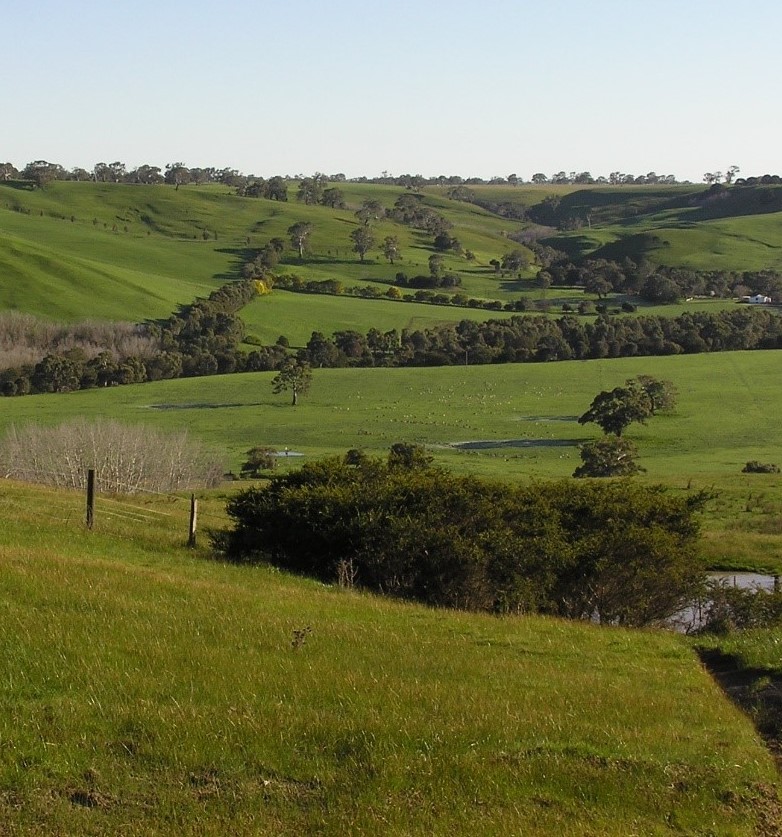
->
{"left": 742, "top": 461, "right": 780, "bottom": 474}
{"left": 216, "top": 454, "right": 706, "bottom": 626}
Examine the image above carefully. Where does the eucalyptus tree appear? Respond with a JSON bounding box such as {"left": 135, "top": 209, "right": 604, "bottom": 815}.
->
{"left": 288, "top": 221, "right": 314, "bottom": 259}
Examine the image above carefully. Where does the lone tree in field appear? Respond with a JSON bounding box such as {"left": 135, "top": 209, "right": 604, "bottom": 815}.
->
{"left": 321, "top": 187, "right": 346, "bottom": 208}
{"left": 387, "top": 442, "right": 433, "bottom": 470}
{"left": 164, "top": 162, "right": 191, "bottom": 190}
{"left": 272, "top": 359, "right": 312, "bottom": 406}
{"left": 578, "top": 380, "right": 653, "bottom": 436}
{"left": 350, "top": 226, "right": 375, "bottom": 263}
{"left": 573, "top": 436, "right": 643, "bottom": 478}
{"left": 287, "top": 222, "right": 314, "bottom": 259}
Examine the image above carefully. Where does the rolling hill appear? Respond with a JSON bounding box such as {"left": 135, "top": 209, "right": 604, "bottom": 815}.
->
{"left": 3, "top": 179, "right": 782, "bottom": 334}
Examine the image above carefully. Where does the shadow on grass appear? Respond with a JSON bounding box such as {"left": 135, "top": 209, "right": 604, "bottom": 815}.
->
{"left": 0, "top": 180, "right": 35, "bottom": 192}
{"left": 696, "top": 646, "right": 782, "bottom": 768}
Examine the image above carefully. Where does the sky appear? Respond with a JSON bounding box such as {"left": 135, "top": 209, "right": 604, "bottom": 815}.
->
{"left": 3, "top": 0, "right": 780, "bottom": 182}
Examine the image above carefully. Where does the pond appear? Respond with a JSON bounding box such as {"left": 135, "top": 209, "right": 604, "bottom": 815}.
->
{"left": 708, "top": 572, "right": 778, "bottom": 591}
{"left": 669, "top": 572, "right": 779, "bottom": 633}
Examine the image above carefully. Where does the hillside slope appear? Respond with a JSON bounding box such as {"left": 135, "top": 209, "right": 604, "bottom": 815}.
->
{"left": 3, "top": 181, "right": 782, "bottom": 329}
{"left": 0, "top": 479, "right": 778, "bottom": 835}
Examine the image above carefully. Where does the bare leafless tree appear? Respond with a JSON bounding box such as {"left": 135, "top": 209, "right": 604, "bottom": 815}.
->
{"left": 1, "top": 419, "right": 223, "bottom": 493}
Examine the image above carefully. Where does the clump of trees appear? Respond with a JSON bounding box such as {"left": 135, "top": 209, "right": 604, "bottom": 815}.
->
{"left": 536, "top": 254, "right": 782, "bottom": 304}
{"left": 1, "top": 419, "right": 223, "bottom": 493}
{"left": 578, "top": 376, "right": 677, "bottom": 437}
{"left": 574, "top": 376, "right": 677, "bottom": 477}
{"left": 240, "top": 446, "right": 278, "bottom": 477}
{"left": 215, "top": 451, "right": 706, "bottom": 626}
{"left": 573, "top": 437, "right": 643, "bottom": 478}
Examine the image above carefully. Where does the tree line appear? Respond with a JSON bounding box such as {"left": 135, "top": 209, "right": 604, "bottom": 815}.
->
{"left": 6, "top": 158, "right": 781, "bottom": 200}
{"left": 2, "top": 285, "right": 781, "bottom": 397}
{"left": 536, "top": 255, "right": 782, "bottom": 303}
{"left": 294, "top": 307, "right": 782, "bottom": 369}
{"left": 1, "top": 160, "right": 718, "bottom": 191}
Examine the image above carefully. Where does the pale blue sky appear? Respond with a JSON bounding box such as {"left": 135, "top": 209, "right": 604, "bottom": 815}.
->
{"left": 3, "top": 0, "right": 780, "bottom": 181}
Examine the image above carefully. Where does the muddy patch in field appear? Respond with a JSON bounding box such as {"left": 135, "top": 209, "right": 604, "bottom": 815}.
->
{"left": 147, "top": 402, "right": 255, "bottom": 410}
{"left": 514, "top": 415, "right": 580, "bottom": 423}
{"left": 451, "top": 438, "right": 583, "bottom": 450}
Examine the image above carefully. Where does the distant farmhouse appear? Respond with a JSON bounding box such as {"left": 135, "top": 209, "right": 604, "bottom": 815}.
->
{"left": 741, "top": 294, "right": 773, "bottom": 304}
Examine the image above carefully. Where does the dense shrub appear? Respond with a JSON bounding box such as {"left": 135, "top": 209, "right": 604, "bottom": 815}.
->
{"left": 742, "top": 461, "right": 780, "bottom": 474}
{"left": 216, "top": 455, "right": 706, "bottom": 626}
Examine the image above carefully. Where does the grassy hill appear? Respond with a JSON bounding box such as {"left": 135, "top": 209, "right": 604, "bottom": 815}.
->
{"left": 0, "top": 180, "right": 524, "bottom": 325}
{"left": 542, "top": 185, "right": 782, "bottom": 270}
{"left": 2, "top": 179, "right": 782, "bottom": 832}
{"left": 3, "top": 180, "right": 782, "bottom": 334}
{"left": 0, "top": 479, "right": 778, "bottom": 835}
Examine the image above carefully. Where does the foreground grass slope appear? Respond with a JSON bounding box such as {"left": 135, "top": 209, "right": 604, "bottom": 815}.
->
{"left": 0, "top": 480, "right": 778, "bottom": 835}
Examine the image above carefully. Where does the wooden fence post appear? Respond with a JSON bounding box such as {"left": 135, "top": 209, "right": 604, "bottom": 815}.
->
{"left": 86, "top": 468, "right": 95, "bottom": 530}
{"left": 188, "top": 494, "right": 198, "bottom": 548}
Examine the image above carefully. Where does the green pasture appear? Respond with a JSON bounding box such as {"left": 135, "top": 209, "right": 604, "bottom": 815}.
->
{"left": 240, "top": 291, "right": 520, "bottom": 347}
{"left": 241, "top": 290, "right": 742, "bottom": 348}
{"left": 0, "top": 226, "right": 224, "bottom": 322}
{"left": 0, "top": 479, "right": 777, "bottom": 835}
{"left": 548, "top": 186, "right": 782, "bottom": 271}
{"left": 3, "top": 350, "right": 782, "bottom": 571}
{"left": 654, "top": 215, "right": 782, "bottom": 272}
{"left": 558, "top": 213, "right": 782, "bottom": 273}
{"left": 242, "top": 285, "right": 705, "bottom": 349}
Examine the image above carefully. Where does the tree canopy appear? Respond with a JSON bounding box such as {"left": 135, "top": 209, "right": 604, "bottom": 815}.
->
{"left": 578, "top": 381, "right": 653, "bottom": 436}
{"left": 271, "top": 359, "right": 312, "bottom": 406}
{"left": 287, "top": 222, "right": 314, "bottom": 259}
{"left": 350, "top": 226, "right": 375, "bottom": 262}
{"left": 574, "top": 436, "right": 643, "bottom": 478}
